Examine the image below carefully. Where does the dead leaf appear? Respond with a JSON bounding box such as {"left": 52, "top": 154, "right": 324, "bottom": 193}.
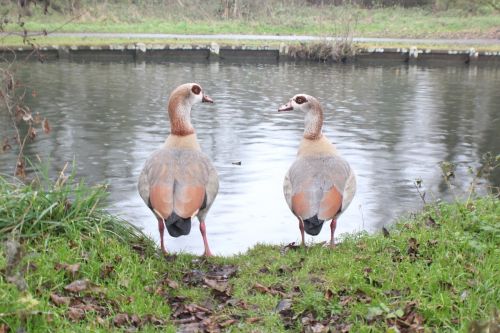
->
{"left": 276, "top": 298, "right": 294, "bottom": 329}
{"left": 253, "top": 283, "right": 287, "bottom": 297}
{"left": 113, "top": 313, "right": 130, "bottom": 327}
{"left": 407, "top": 238, "right": 420, "bottom": 259}
{"left": 275, "top": 298, "right": 293, "bottom": 314}
{"left": 55, "top": 262, "right": 80, "bottom": 278}
{"left": 207, "top": 264, "right": 238, "bottom": 279}
{"left": 27, "top": 127, "right": 37, "bottom": 141}
{"left": 382, "top": 227, "right": 390, "bottom": 237}
{"left": 245, "top": 317, "right": 261, "bottom": 324}
{"left": 1, "top": 138, "right": 11, "bottom": 153}
{"left": 67, "top": 307, "right": 85, "bottom": 322}
{"left": 425, "top": 216, "right": 439, "bottom": 228}
{"left": 219, "top": 318, "right": 237, "bottom": 327}
{"left": 280, "top": 242, "right": 300, "bottom": 255}
{"left": 15, "top": 158, "right": 26, "bottom": 179}
{"left": 42, "top": 118, "right": 51, "bottom": 134}
{"left": 100, "top": 264, "right": 115, "bottom": 279}
{"left": 182, "top": 269, "right": 205, "bottom": 285}
{"left": 50, "top": 293, "right": 71, "bottom": 306}
{"left": 64, "top": 279, "right": 92, "bottom": 293}
{"left": 203, "top": 277, "right": 229, "bottom": 293}
{"left": 162, "top": 277, "right": 180, "bottom": 289}
{"left": 324, "top": 289, "right": 334, "bottom": 301}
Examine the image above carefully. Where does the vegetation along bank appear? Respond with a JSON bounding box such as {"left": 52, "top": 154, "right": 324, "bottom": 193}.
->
{"left": 0, "top": 174, "right": 499, "bottom": 332}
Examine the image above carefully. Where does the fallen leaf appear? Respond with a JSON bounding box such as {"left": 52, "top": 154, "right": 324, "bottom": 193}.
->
{"left": 163, "top": 277, "right": 180, "bottom": 289}
{"left": 182, "top": 269, "right": 205, "bottom": 285}
{"left": 253, "top": 283, "right": 287, "bottom": 297}
{"left": 50, "top": 293, "right": 70, "bottom": 306}
{"left": 113, "top": 313, "right": 130, "bottom": 327}
{"left": 27, "top": 127, "right": 37, "bottom": 141}
{"left": 55, "top": 262, "right": 80, "bottom": 278}
{"left": 67, "top": 307, "right": 85, "bottom": 321}
{"left": 275, "top": 298, "right": 293, "bottom": 314}
{"left": 219, "top": 318, "right": 237, "bottom": 327}
{"left": 280, "top": 242, "right": 300, "bottom": 255}
{"left": 141, "top": 314, "right": 166, "bottom": 326}
{"left": 100, "top": 264, "right": 115, "bottom": 279}
{"left": 207, "top": 264, "right": 238, "bottom": 279}
{"left": 245, "top": 317, "right": 261, "bottom": 324}
{"left": 64, "top": 279, "right": 93, "bottom": 293}
{"left": 407, "top": 237, "right": 420, "bottom": 259}
{"left": 276, "top": 298, "right": 294, "bottom": 329}
{"left": 382, "top": 227, "right": 390, "bottom": 237}
{"left": 15, "top": 158, "right": 26, "bottom": 179}
{"left": 425, "top": 216, "right": 438, "bottom": 228}
{"left": 203, "top": 277, "right": 229, "bottom": 293}
{"left": 42, "top": 118, "right": 51, "bottom": 134}
{"left": 2, "top": 138, "right": 11, "bottom": 153}
{"left": 324, "top": 289, "right": 334, "bottom": 301}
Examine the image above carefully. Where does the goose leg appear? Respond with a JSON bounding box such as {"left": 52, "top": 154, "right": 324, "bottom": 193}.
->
{"left": 298, "top": 217, "right": 305, "bottom": 246}
{"left": 199, "top": 220, "right": 213, "bottom": 257}
{"left": 157, "top": 216, "right": 168, "bottom": 255}
{"left": 329, "top": 219, "right": 337, "bottom": 248}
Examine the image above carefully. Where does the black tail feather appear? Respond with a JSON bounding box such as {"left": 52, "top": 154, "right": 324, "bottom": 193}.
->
{"left": 164, "top": 212, "right": 191, "bottom": 237}
{"left": 303, "top": 215, "right": 325, "bottom": 236}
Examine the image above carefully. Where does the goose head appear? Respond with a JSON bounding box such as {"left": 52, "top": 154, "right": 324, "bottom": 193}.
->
{"left": 278, "top": 94, "right": 324, "bottom": 140}
{"left": 168, "top": 83, "right": 213, "bottom": 136}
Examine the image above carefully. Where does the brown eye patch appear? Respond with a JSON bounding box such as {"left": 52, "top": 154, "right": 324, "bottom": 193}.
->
{"left": 295, "top": 96, "right": 307, "bottom": 104}
{"left": 191, "top": 85, "right": 201, "bottom": 95}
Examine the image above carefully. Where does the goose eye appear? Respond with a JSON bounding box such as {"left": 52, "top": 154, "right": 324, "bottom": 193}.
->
{"left": 295, "top": 96, "right": 306, "bottom": 104}
{"left": 191, "top": 85, "right": 201, "bottom": 95}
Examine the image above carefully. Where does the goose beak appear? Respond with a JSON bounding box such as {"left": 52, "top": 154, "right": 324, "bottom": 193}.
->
{"left": 278, "top": 101, "right": 293, "bottom": 112}
{"left": 202, "top": 95, "right": 214, "bottom": 103}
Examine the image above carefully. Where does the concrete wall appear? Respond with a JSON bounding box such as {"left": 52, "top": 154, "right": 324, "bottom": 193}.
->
{"left": 1, "top": 43, "right": 498, "bottom": 65}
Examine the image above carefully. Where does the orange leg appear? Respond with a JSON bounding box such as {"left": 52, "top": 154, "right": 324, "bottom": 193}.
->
{"left": 199, "top": 220, "right": 213, "bottom": 257}
{"left": 157, "top": 216, "right": 168, "bottom": 255}
{"left": 298, "top": 217, "right": 305, "bottom": 246}
{"left": 329, "top": 219, "right": 337, "bottom": 248}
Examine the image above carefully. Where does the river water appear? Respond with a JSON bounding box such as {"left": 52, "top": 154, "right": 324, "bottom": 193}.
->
{"left": 1, "top": 60, "right": 499, "bottom": 255}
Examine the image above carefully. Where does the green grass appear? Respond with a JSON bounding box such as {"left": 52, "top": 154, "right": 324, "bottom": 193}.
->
{"left": 0, "top": 173, "right": 499, "bottom": 332}
{"left": 0, "top": 172, "right": 500, "bottom": 332}
{"left": 2, "top": 35, "right": 500, "bottom": 53}
{"left": 2, "top": 4, "right": 499, "bottom": 39}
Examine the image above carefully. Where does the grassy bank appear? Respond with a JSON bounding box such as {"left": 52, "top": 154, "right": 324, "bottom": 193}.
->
{"left": 2, "top": 35, "right": 500, "bottom": 53}
{"left": 0, "top": 174, "right": 499, "bottom": 332}
{"left": 2, "top": 3, "right": 499, "bottom": 39}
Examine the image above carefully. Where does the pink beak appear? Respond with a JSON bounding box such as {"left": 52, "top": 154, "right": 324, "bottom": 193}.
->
{"left": 278, "top": 101, "right": 293, "bottom": 112}
{"left": 202, "top": 95, "right": 214, "bottom": 103}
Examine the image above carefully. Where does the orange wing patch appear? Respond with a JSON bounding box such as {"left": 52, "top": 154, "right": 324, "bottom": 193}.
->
{"left": 291, "top": 192, "right": 310, "bottom": 218}
{"left": 173, "top": 185, "right": 206, "bottom": 218}
{"left": 149, "top": 185, "right": 174, "bottom": 219}
{"left": 318, "top": 186, "right": 342, "bottom": 221}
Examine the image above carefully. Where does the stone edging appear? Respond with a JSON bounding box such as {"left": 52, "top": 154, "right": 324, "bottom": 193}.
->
{"left": 1, "top": 43, "right": 499, "bottom": 65}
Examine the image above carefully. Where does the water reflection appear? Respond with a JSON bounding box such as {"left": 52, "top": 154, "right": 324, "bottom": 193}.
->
{"left": 1, "top": 61, "right": 499, "bottom": 255}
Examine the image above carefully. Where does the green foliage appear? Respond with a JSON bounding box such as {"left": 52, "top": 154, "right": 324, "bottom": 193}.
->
{"left": 0, "top": 169, "right": 148, "bottom": 244}
{"left": 1, "top": 172, "right": 498, "bottom": 331}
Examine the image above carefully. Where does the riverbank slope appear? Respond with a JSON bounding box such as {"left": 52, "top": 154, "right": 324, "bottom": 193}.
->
{"left": 0, "top": 174, "right": 499, "bottom": 332}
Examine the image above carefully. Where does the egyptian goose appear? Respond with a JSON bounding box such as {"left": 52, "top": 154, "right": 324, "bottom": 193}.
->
{"left": 138, "top": 83, "right": 218, "bottom": 256}
{"left": 278, "top": 94, "right": 356, "bottom": 247}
